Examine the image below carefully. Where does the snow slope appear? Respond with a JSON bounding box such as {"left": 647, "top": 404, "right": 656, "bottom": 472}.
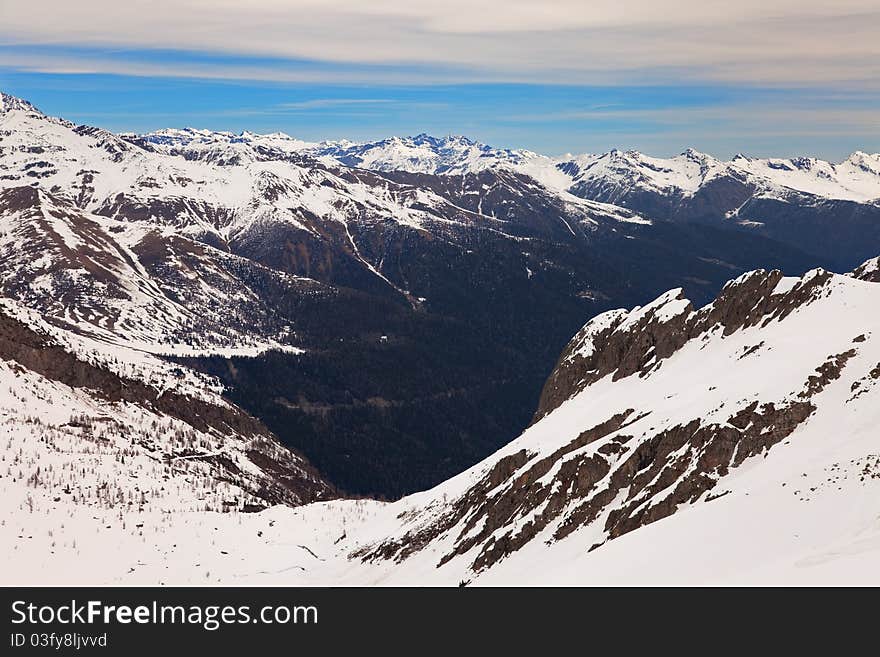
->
{"left": 0, "top": 96, "right": 444, "bottom": 242}
{"left": 732, "top": 152, "right": 880, "bottom": 203}
{"left": 0, "top": 186, "right": 315, "bottom": 361}
{"left": 4, "top": 259, "right": 879, "bottom": 585}
{"left": 0, "top": 302, "right": 332, "bottom": 577}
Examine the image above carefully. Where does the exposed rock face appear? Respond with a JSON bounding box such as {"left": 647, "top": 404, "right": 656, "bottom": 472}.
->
{"left": 589, "top": 399, "right": 815, "bottom": 543}
{"left": 359, "top": 410, "right": 638, "bottom": 567}
{"left": 366, "top": 395, "right": 818, "bottom": 572}
{"left": 535, "top": 267, "right": 834, "bottom": 420}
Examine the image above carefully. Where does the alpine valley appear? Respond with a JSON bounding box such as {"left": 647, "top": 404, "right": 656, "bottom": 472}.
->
{"left": 2, "top": 92, "right": 879, "bottom": 584}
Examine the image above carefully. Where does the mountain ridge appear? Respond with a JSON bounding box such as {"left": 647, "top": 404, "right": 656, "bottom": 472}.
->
{"left": 5, "top": 90, "right": 877, "bottom": 197}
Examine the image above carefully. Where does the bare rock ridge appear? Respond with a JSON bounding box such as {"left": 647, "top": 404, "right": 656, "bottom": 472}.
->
{"left": 0, "top": 91, "right": 40, "bottom": 115}
{"left": 535, "top": 265, "right": 838, "bottom": 420}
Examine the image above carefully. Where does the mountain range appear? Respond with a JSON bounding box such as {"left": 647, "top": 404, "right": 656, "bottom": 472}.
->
{"left": 133, "top": 126, "right": 880, "bottom": 267}
{"left": 1, "top": 91, "right": 879, "bottom": 584}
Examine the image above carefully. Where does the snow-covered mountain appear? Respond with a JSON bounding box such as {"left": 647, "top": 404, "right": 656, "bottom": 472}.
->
{"left": 0, "top": 185, "right": 322, "bottom": 355}
{"left": 154, "top": 123, "right": 878, "bottom": 205}
{"left": 134, "top": 129, "right": 538, "bottom": 175}
{"left": 132, "top": 121, "right": 880, "bottom": 265}
{"left": 132, "top": 127, "right": 316, "bottom": 166}
{"left": 3, "top": 90, "right": 880, "bottom": 584}
{"left": 553, "top": 148, "right": 880, "bottom": 204}
{"left": 311, "top": 137, "right": 880, "bottom": 263}
{"left": 141, "top": 124, "right": 880, "bottom": 206}
{"left": 305, "top": 134, "right": 539, "bottom": 175}
{"left": 124, "top": 100, "right": 880, "bottom": 208}
{"left": 130, "top": 112, "right": 880, "bottom": 264}
{"left": 0, "top": 90, "right": 868, "bottom": 497}
{"left": 1, "top": 88, "right": 877, "bottom": 515}
{"left": 0, "top": 294, "right": 332, "bottom": 523}
{"left": 5, "top": 258, "right": 879, "bottom": 584}
{"left": 0, "top": 94, "right": 483, "bottom": 250}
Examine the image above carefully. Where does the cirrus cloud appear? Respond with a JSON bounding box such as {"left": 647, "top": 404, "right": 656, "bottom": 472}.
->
{"left": 0, "top": 1, "right": 878, "bottom": 86}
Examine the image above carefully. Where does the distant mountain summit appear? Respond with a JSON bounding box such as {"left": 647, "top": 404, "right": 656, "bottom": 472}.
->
{"left": 303, "top": 133, "right": 538, "bottom": 174}
{"left": 0, "top": 91, "right": 40, "bottom": 114}
{"left": 303, "top": 133, "right": 880, "bottom": 205}
{"left": 129, "top": 107, "right": 880, "bottom": 206}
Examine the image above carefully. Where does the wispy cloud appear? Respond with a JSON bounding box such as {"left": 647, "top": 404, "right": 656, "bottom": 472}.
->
{"left": 211, "top": 99, "right": 450, "bottom": 118}
{"left": 0, "top": 49, "right": 489, "bottom": 85}
{"left": 276, "top": 99, "right": 394, "bottom": 110}
{"left": 1, "top": 1, "right": 878, "bottom": 86}
{"left": 1, "top": 2, "right": 877, "bottom": 159}
{"left": 509, "top": 105, "right": 880, "bottom": 130}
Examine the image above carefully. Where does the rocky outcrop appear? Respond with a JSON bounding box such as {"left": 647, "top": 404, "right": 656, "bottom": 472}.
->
{"left": 366, "top": 392, "right": 817, "bottom": 572}
{"left": 536, "top": 267, "right": 834, "bottom": 420}
{"left": 851, "top": 257, "right": 880, "bottom": 283}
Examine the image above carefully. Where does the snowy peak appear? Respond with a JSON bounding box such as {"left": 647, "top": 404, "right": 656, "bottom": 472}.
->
{"left": 537, "top": 266, "right": 842, "bottom": 418}
{"left": 564, "top": 147, "right": 728, "bottom": 196}
{"left": 844, "top": 151, "right": 880, "bottom": 175}
{"left": 728, "top": 154, "right": 880, "bottom": 202}
{"left": 300, "top": 132, "right": 880, "bottom": 204}
{"left": 0, "top": 91, "right": 40, "bottom": 115}
{"left": 851, "top": 256, "right": 880, "bottom": 282}
{"left": 680, "top": 147, "right": 712, "bottom": 160}
{"left": 138, "top": 126, "right": 313, "bottom": 150}
{"left": 131, "top": 127, "right": 316, "bottom": 166}
{"left": 304, "top": 133, "right": 537, "bottom": 175}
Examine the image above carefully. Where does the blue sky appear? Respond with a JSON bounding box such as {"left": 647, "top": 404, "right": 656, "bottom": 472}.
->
{"left": 1, "top": 2, "right": 878, "bottom": 159}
